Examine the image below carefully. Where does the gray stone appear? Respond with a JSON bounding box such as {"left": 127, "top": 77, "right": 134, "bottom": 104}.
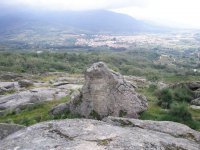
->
{"left": 18, "top": 80, "right": 33, "bottom": 88}
{"left": 0, "top": 87, "right": 66, "bottom": 115}
{"left": 191, "top": 97, "right": 200, "bottom": 106}
{"left": 66, "top": 62, "right": 148, "bottom": 119}
{"left": 104, "top": 116, "right": 200, "bottom": 142}
{"left": 0, "top": 72, "right": 23, "bottom": 81}
{"left": 0, "top": 119, "right": 199, "bottom": 150}
{"left": 49, "top": 103, "right": 69, "bottom": 115}
{"left": 170, "top": 82, "right": 200, "bottom": 91}
{"left": 0, "top": 82, "right": 18, "bottom": 95}
{"left": 190, "top": 105, "right": 200, "bottom": 110}
{"left": 0, "top": 123, "right": 25, "bottom": 140}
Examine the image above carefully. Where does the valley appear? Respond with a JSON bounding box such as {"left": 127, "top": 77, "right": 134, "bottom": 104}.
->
{"left": 0, "top": 3, "right": 200, "bottom": 149}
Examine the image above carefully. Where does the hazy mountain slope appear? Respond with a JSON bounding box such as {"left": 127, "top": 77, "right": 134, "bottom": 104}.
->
{"left": 0, "top": 7, "right": 166, "bottom": 34}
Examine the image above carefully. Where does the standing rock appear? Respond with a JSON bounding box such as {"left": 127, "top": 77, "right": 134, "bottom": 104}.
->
{"left": 64, "top": 62, "right": 148, "bottom": 119}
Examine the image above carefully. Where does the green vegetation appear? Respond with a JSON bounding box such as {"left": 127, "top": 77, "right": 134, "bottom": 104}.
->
{"left": 0, "top": 48, "right": 200, "bottom": 130}
{"left": 157, "top": 88, "right": 173, "bottom": 109}
{"left": 157, "top": 86, "right": 193, "bottom": 108}
{"left": 0, "top": 96, "right": 79, "bottom": 126}
{"left": 0, "top": 50, "right": 200, "bottom": 83}
{"left": 139, "top": 86, "right": 200, "bottom": 131}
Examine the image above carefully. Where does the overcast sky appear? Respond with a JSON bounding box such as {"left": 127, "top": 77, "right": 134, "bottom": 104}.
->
{"left": 1, "top": 0, "right": 200, "bottom": 29}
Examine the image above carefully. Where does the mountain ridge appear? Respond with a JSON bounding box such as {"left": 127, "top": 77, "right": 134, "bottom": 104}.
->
{"left": 0, "top": 8, "right": 169, "bottom": 34}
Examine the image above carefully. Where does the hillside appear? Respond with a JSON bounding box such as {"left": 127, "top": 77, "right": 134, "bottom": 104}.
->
{"left": 0, "top": 8, "right": 165, "bottom": 35}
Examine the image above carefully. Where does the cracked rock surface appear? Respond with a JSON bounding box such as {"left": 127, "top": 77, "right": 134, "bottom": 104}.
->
{"left": 0, "top": 118, "right": 200, "bottom": 150}
{"left": 65, "top": 62, "right": 147, "bottom": 119}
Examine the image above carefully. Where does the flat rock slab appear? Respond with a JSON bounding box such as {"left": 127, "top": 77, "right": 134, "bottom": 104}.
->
{"left": 0, "top": 118, "right": 200, "bottom": 150}
{"left": 0, "top": 87, "right": 66, "bottom": 113}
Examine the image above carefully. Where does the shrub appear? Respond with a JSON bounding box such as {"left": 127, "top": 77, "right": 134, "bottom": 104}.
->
{"left": 173, "top": 87, "right": 193, "bottom": 103}
{"left": 148, "top": 84, "right": 158, "bottom": 92}
{"left": 169, "top": 103, "right": 192, "bottom": 121}
{"left": 161, "top": 102, "right": 200, "bottom": 130}
{"left": 157, "top": 88, "right": 173, "bottom": 109}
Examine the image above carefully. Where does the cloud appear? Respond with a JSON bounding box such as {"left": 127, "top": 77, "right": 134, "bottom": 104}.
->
{"left": 1, "top": 0, "right": 200, "bottom": 28}
{"left": 113, "top": 0, "right": 200, "bottom": 28}
{"left": 0, "top": 0, "right": 146, "bottom": 11}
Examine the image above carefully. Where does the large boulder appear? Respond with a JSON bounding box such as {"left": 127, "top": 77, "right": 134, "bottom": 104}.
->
{"left": 59, "top": 62, "right": 147, "bottom": 119}
{"left": 0, "top": 123, "right": 25, "bottom": 140}
{"left": 0, "top": 118, "right": 199, "bottom": 150}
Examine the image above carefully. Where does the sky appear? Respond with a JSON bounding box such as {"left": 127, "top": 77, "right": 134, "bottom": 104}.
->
{"left": 1, "top": 0, "right": 200, "bottom": 29}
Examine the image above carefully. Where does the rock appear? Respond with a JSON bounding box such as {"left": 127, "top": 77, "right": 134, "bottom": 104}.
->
{"left": 157, "top": 82, "right": 168, "bottom": 89}
{"left": 0, "top": 87, "right": 66, "bottom": 115}
{"left": 55, "top": 84, "right": 83, "bottom": 95}
{"left": 124, "top": 75, "right": 147, "bottom": 88}
{"left": 170, "top": 82, "right": 200, "bottom": 91}
{"left": 18, "top": 80, "right": 33, "bottom": 88}
{"left": 104, "top": 116, "right": 200, "bottom": 142}
{"left": 49, "top": 90, "right": 81, "bottom": 116}
{"left": 65, "top": 62, "right": 148, "bottom": 119}
{"left": 0, "top": 72, "right": 23, "bottom": 81}
{"left": 54, "top": 76, "right": 84, "bottom": 84}
{"left": 49, "top": 103, "right": 69, "bottom": 115}
{"left": 0, "top": 119, "right": 199, "bottom": 150}
{"left": 0, "top": 82, "right": 18, "bottom": 95}
{"left": 0, "top": 123, "right": 25, "bottom": 140}
{"left": 191, "top": 97, "right": 200, "bottom": 106}
{"left": 190, "top": 105, "right": 200, "bottom": 110}
{"left": 193, "top": 89, "right": 200, "bottom": 99}
{"left": 187, "top": 82, "right": 200, "bottom": 90}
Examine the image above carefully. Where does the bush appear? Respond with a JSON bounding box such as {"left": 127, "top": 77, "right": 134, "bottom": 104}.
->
{"left": 148, "top": 84, "right": 158, "bottom": 92}
{"left": 157, "top": 88, "right": 173, "bottom": 109}
{"left": 169, "top": 103, "right": 192, "bottom": 121}
{"left": 173, "top": 87, "right": 193, "bottom": 103}
{"left": 161, "top": 102, "right": 200, "bottom": 130}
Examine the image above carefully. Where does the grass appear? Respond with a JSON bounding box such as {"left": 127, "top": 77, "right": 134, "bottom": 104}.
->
{"left": 163, "top": 75, "right": 200, "bottom": 83}
{"left": 0, "top": 96, "right": 79, "bottom": 126}
{"left": 189, "top": 107, "right": 200, "bottom": 121}
{"left": 140, "top": 102, "right": 168, "bottom": 120}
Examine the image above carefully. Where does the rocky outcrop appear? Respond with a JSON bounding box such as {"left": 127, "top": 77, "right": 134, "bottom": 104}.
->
{"left": 0, "top": 87, "right": 66, "bottom": 115}
{"left": 52, "top": 62, "right": 148, "bottom": 119}
{"left": 0, "top": 118, "right": 199, "bottom": 150}
{"left": 0, "top": 123, "right": 25, "bottom": 140}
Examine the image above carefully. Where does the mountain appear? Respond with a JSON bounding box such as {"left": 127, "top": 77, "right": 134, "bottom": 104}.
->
{"left": 0, "top": 7, "right": 166, "bottom": 34}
